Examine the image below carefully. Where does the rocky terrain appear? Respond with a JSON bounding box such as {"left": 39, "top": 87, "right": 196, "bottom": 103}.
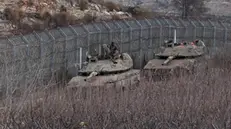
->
{"left": 0, "top": 0, "right": 152, "bottom": 37}
{"left": 113, "top": 0, "right": 231, "bottom": 16}
{"left": 0, "top": 0, "right": 230, "bottom": 37}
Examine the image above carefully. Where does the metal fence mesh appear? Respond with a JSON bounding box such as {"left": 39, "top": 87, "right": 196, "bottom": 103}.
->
{"left": 1, "top": 17, "right": 231, "bottom": 95}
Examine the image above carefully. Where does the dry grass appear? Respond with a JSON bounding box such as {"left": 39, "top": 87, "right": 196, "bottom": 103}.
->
{"left": 1, "top": 46, "right": 231, "bottom": 128}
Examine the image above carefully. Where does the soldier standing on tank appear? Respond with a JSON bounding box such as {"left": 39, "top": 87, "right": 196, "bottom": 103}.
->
{"left": 102, "top": 42, "right": 120, "bottom": 63}
{"left": 86, "top": 49, "right": 98, "bottom": 63}
{"left": 109, "top": 42, "right": 120, "bottom": 59}
{"left": 194, "top": 39, "right": 205, "bottom": 47}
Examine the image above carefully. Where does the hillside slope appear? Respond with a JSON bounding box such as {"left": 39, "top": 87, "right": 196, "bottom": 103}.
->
{"left": 114, "top": 0, "right": 231, "bottom": 16}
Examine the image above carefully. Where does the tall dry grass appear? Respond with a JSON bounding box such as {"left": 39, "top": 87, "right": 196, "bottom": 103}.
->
{"left": 1, "top": 46, "right": 231, "bottom": 128}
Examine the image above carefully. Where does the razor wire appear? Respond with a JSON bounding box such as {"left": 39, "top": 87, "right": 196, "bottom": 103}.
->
{"left": 0, "top": 17, "right": 231, "bottom": 95}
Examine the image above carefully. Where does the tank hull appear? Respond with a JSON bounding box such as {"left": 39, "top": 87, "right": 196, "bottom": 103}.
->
{"left": 67, "top": 69, "right": 140, "bottom": 88}
{"left": 142, "top": 59, "right": 196, "bottom": 81}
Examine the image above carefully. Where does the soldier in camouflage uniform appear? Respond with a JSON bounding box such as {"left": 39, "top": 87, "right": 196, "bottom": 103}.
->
{"left": 86, "top": 49, "right": 98, "bottom": 62}
{"left": 102, "top": 42, "right": 120, "bottom": 63}
{"left": 194, "top": 39, "right": 205, "bottom": 47}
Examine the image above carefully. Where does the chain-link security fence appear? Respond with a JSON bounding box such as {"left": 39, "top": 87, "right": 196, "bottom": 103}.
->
{"left": 0, "top": 17, "right": 231, "bottom": 96}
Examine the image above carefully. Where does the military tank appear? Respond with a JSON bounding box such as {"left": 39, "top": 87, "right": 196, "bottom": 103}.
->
{"left": 142, "top": 37, "right": 206, "bottom": 81}
{"left": 67, "top": 43, "right": 140, "bottom": 88}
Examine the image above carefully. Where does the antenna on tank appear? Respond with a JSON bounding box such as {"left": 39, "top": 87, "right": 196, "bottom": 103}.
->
{"left": 172, "top": 29, "right": 177, "bottom": 47}
{"left": 80, "top": 47, "right": 82, "bottom": 69}
{"left": 174, "top": 29, "right": 177, "bottom": 43}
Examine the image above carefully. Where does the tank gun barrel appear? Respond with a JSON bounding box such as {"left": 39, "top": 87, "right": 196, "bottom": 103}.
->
{"left": 162, "top": 55, "right": 175, "bottom": 65}
{"left": 84, "top": 71, "right": 98, "bottom": 81}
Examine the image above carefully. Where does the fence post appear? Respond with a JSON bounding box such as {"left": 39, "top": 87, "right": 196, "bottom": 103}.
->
{"left": 93, "top": 24, "right": 102, "bottom": 55}
{"left": 155, "top": 19, "right": 163, "bottom": 47}
{"left": 21, "top": 35, "right": 30, "bottom": 66}
{"left": 21, "top": 34, "right": 30, "bottom": 87}
{"left": 69, "top": 25, "right": 81, "bottom": 71}
{"left": 103, "top": 21, "right": 112, "bottom": 43}
{"left": 134, "top": 20, "right": 143, "bottom": 69}
{"left": 171, "top": 18, "right": 182, "bottom": 42}
{"left": 33, "top": 31, "right": 43, "bottom": 61}
{"left": 45, "top": 29, "right": 55, "bottom": 81}
{"left": 58, "top": 27, "right": 70, "bottom": 85}
{"left": 196, "top": 19, "right": 205, "bottom": 42}
{"left": 123, "top": 19, "right": 132, "bottom": 54}
{"left": 178, "top": 19, "right": 187, "bottom": 39}
{"left": 1, "top": 49, "right": 6, "bottom": 97}
{"left": 113, "top": 21, "right": 123, "bottom": 53}
{"left": 144, "top": 19, "right": 153, "bottom": 49}
{"left": 164, "top": 18, "right": 172, "bottom": 39}
{"left": 208, "top": 19, "right": 216, "bottom": 54}
{"left": 33, "top": 31, "right": 43, "bottom": 84}
{"left": 189, "top": 20, "right": 197, "bottom": 40}
{"left": 143, "top": 18, "right": 154, "bottom": 62}
{"left": 79, "top": 47, "right": 82, "bottom": 69}
{"left": 6, "top": 37, "right": 15, "bottom": 110}
{"left": 171, "top": 18, "right": 186, "bottom": 41}
{"left": 82, "top": 25, "right": 90, "bottom": 54}
{"left": 170, "top": 18, "right": 179, "bottom": 28}
{"left": 58, "top": 27, "right": 68, "bottom": 67}
{"left": 219, "top": 21, "right": 227, "bottom": 44}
